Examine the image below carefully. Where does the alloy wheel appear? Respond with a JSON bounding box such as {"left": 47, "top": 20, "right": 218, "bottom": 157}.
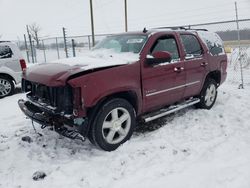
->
{"left": 204, "top": 84, "right": 216, "bottom": 107}
{"left": 102, "top": 107, "right": 131, "bottom": 145}
{"left": 0, "top": 78, "right": 12, "bottom": 97}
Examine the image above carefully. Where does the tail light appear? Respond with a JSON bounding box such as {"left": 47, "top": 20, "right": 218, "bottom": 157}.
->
{"left": 19, "top": 59, "right": 27, "bottom": 71}
{"left": 221, "top": 60, "right": 227, "bottom": 74}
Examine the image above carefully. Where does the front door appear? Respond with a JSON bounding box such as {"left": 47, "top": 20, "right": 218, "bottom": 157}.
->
{"left": 142, "top": 35, "right": 186, "bottom": 112}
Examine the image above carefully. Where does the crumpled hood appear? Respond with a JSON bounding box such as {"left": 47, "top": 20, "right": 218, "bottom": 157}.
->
{"left": 23, "top": 50, "right": 139, "bottom": 86}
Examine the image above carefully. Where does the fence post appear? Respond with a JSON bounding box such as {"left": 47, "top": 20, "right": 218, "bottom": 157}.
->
{"left": 56, "top": 37, "right": 60, "bottom": 59}
{"left": 63, "top": 27, "right": 69, "bottom": 58}
{"left": 235, "top": 2, "right": 244, "bottom": 89}
{"left": 72, "top": 39, "right": 76, "bottom": 57}
{"left": 42, "top": 40, "right": 47, "bottom": 63}
{"left": 88, "top": 35, "right": 91, "bottom": 50}
{"left": 29, "top": 35, "right": 35, "bottom": 63}
{"left": 23, "top": 34, "right": 30, "bottom": 63}
{"left": 32, "top": 41, "right": 37, "bottom": 63}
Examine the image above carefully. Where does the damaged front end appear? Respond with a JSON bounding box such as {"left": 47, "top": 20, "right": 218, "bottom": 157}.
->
{"left": 18, "top": 79, "right": 88, "bottom": 141}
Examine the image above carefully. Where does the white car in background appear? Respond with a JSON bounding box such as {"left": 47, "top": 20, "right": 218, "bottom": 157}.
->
{"left": 0, "top": 41, "right": 26, "bottom": 98}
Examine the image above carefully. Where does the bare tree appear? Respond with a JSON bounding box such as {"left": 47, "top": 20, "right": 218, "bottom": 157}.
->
{"left": 28, "top": 23, "right": 42, "bottom": 48}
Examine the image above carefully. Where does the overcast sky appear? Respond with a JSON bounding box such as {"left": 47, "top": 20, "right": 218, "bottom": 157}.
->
{"left": 0, "top": 0, "right": 249, "bottom": 40}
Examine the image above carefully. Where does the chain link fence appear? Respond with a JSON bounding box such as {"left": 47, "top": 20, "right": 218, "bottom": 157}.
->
{"left": 18, "top": 19, "right": 250, "bottom": 87}
{"left": 186, "top": 19, "right": 250, "bottom": 87}
{"left": 28, "top": 34, "right": 109, "bottom": 63}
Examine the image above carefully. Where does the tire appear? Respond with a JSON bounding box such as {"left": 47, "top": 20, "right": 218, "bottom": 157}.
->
{"left": 0, "top": 76, "right": 14, "bottom": 99}
{"left": 90, "top": 98, "right": 136, "bottom": 151}
{"left": 195, "top": 79, "right": 218, "bottom": 109}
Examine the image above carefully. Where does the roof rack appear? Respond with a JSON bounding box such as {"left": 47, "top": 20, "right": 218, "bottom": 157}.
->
{"left": 0, "top": 41, "right": 10, "bottom": 43}
{"left": 152, "top": 26, "right": 208, "bottom": 31}
{"left": 153, "top": 26, "right": 186, "bottom": 30}
{"left": 187, "top": 28, "right": 208, "bottom": 31}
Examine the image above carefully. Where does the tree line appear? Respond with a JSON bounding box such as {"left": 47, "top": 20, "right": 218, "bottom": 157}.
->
{"left": 217, "top": 29, "right": 250, "bottom": 41}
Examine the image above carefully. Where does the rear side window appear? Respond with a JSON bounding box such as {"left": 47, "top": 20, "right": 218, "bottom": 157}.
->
{"left": 151, "top": 36, "right": 180, "bottom": 60}
{"left": 197, "top": 31, "right": 225, "bottom": 56}
{"left": 180, "top": 35, "right": 202, "bottom": 58}
{"left": 0, "top": 45, "right": 13, "bottom": 59}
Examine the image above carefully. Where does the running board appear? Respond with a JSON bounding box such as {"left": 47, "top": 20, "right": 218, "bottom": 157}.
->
{"left": 142, "top": 98, "right": 200, "bottom": 123}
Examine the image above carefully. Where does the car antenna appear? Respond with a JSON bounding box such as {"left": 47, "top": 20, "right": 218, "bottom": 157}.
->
{"left": 143, "top": 27, "right": 148, "bottom": 33}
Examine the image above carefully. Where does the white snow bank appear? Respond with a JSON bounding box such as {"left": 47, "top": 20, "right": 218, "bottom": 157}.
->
{"left": 52, "top": 49, "right": 140, "bottom": 69}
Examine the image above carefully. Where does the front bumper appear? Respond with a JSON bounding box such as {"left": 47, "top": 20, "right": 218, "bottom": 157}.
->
{"left": 18, "top": 99, "right": 54, "bottom": 127}
{"left": 18, "top": 99, "right": 87, "bottom": 141}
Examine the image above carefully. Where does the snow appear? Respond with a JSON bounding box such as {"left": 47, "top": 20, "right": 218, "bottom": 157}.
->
{"left": 228, "top": 47, "right": 250, "bottom": 69}
{"left": 51, "top": 49, "right": 140, "bottom": 69}
{"left": 0, "top": 42, "right": 23, "bottom": 60}
{"left": 197, "top": 31, "right": 225, "bottom": 55}
{"left": 1, "top": 67, "right": 250, "bottom": 188}
{"left": 197, "top": 31, "right": 223, "bottom": 48}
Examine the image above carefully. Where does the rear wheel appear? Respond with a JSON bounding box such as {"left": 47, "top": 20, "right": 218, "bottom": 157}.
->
{"left": 90, "top": 98, "right": 135, "bottom": 151}
{"left": 0, "top": 76, "right": 14, "bottom": 98}
{"left": 196, "top": 79, "right": 217, "bottom": 109}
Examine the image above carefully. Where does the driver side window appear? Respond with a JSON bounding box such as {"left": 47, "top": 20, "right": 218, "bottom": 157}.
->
{"left": 151, "top": 36, "right": 180, "bottom": 61}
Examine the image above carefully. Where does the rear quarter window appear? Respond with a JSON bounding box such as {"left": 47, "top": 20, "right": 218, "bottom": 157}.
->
{"left": 197, "top": 31, "right": 225, "bottom": 56}
{"left": 0, "top": 45, "right": 13, "bottom": 59}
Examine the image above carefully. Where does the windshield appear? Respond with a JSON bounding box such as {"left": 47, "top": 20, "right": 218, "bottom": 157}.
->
{"left": 94, "top": 34, "right": 147, "bottom": 54}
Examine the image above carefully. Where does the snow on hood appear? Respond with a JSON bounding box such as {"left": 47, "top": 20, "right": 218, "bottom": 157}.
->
{"left": 52, "top": 49, "right": 140, "bottom": 69}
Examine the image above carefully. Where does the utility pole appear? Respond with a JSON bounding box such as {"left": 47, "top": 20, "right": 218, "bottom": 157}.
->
{"left": 26, "top": 25, "right": 35, "bottom": 63}
{"left": 124, "top": 0, "right": 128, "bottom": 32}
{"left": 235, "top": 1, "right": 244, "bottom": 89}
{"left": 23, "top": 34, "right": 30, "bottom": 63}
{"left": 89, "top": 0, "right": 95, "bottom": 46}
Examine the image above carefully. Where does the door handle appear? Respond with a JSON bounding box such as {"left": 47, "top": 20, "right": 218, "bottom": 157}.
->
{"left": 200, "top": 62, "right": 208, "bottom": 67}
{"left": 174, "top": 67, "right": 184, "bottom": 72}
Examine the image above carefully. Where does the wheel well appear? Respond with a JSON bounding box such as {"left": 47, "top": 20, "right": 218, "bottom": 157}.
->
{"left": 88, "top": 91, "right": 138, "bottom": 116}
{"left": 112, "top": 91, "right": 138, "bottom": 113}
{"left": 0, "top": 73, "right": 15, "bottom": 83}
{"left": 206, "top": 71, "right": 221, "bottom": 85}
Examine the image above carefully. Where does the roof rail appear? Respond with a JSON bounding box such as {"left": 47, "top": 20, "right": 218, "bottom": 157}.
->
{"left": 152, "top": 26, "right": 208, "bottom": 31}
{"left": 152, "top": 26, "right": 186, "bottom": 30}
{"left": 186, "top": 28, "right": 208, "bottom": 31}
{"left": 0, "top": 41, "right": 10, "bottom": 43}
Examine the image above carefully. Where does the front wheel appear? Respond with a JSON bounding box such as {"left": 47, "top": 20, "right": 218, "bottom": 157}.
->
{"left": 196, "top": 79, "right": 218, "bottom": 109}
{"left": 90, "top": 98, "right": 135, "bottom": 151}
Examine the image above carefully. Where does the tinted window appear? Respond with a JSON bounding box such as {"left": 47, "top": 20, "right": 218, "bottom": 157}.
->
{"left": 151, "top": 37, "right": 180, "bottom": 60}
{"left": 181, "top": 35, "right": 202, "bottom": 57}
{"left": 0, "top": 45, "right": 13, "bottom": 59}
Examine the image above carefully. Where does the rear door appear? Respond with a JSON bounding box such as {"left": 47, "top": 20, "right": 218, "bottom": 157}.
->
{"left": 142, "top": 34, "right": 186, "bottom": 111}
{"left": 180, "top": 34, "right": 209, "bottom": 98}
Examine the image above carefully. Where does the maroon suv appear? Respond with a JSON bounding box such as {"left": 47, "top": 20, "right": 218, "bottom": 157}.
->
{"left": 19, "top": 28, "right": 227, "bottom": 151}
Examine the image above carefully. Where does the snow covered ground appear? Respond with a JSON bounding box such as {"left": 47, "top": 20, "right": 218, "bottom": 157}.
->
{"left": 0, "top": 67, "right": 250, "bottom": 188}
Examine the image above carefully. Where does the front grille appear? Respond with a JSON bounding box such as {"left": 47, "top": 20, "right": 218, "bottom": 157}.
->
{"left": 22, "top": 79, "right": 73, "bottom": 114}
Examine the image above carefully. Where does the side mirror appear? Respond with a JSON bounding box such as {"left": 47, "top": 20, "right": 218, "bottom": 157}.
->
{"left": 146, "top": 51, "right": 172, "bottom": 65}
